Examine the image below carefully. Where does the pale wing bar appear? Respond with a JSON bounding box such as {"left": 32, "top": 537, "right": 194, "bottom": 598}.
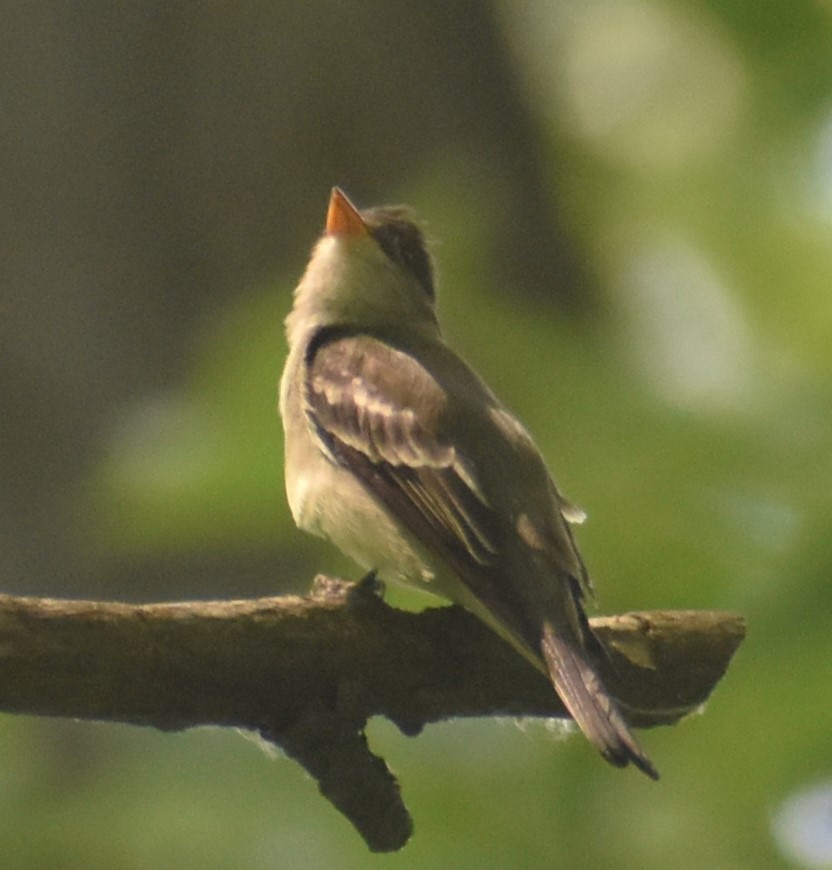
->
{"left": 305, "top": 332, "right": 498, "bottom": 567}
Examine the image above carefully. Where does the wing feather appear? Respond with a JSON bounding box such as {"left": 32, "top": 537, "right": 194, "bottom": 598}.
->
{"left": 305, "top": 332, "right": 498, "bottom": 567}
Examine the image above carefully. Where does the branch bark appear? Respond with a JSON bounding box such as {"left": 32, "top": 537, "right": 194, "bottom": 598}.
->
{"left": 0, "top": 577, "right": 746, "bottom": 852}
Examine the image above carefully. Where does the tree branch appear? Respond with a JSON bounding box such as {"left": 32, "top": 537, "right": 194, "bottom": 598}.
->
{"left": 0, "top": 577, "right": 745, "bottom": 852}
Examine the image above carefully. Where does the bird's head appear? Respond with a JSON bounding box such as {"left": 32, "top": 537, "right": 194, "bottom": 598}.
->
{"left": 287, "top": 188, "right": 439, "bottom": 345}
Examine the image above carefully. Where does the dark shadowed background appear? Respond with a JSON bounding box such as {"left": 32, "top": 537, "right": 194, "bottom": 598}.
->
{"left": 2, "top": 2, "right": 830, "bottom": 867}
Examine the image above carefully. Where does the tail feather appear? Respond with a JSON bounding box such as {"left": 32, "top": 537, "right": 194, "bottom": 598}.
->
{"left": 541, "top": 624, "right": 659, "bottom": 781}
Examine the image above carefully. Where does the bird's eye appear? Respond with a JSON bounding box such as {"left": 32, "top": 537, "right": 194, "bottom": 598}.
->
{"left": 367, "top": 214, "right": 435, "bottom": 300}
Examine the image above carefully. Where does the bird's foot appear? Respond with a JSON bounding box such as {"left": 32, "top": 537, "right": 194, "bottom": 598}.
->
{"left": 350, "top": 569, "right": 386, "bottom": 602}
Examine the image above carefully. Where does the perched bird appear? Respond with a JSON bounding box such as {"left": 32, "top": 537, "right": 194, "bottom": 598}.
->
{"left": 279, "top": 188, "right": 658, "bottom": 779}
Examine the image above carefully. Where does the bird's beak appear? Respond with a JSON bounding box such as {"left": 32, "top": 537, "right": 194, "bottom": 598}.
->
{"left": 326, "top": 187, "right": 368, "bottom": 237}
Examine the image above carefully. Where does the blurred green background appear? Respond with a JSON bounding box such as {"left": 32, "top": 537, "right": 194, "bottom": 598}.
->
{"left": 2, "top": 1, "right": 831, "bottom": 867}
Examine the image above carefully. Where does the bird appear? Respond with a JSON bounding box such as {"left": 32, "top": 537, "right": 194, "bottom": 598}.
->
{"left": 279, "top": 187, "right": 658, "bottom": 780}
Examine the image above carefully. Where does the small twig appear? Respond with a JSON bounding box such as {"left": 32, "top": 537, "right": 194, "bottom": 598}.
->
{"left": 0, "top": 578, "right": 746, "bottom": 852}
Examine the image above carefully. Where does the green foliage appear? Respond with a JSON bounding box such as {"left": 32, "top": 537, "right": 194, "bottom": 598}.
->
{"left": 91, "top": 291, "right": 288, "bottom": 555}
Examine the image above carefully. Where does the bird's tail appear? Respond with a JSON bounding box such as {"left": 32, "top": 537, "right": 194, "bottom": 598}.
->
{"left": 541, "top": 624, "right": 659, "bottom": 780}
